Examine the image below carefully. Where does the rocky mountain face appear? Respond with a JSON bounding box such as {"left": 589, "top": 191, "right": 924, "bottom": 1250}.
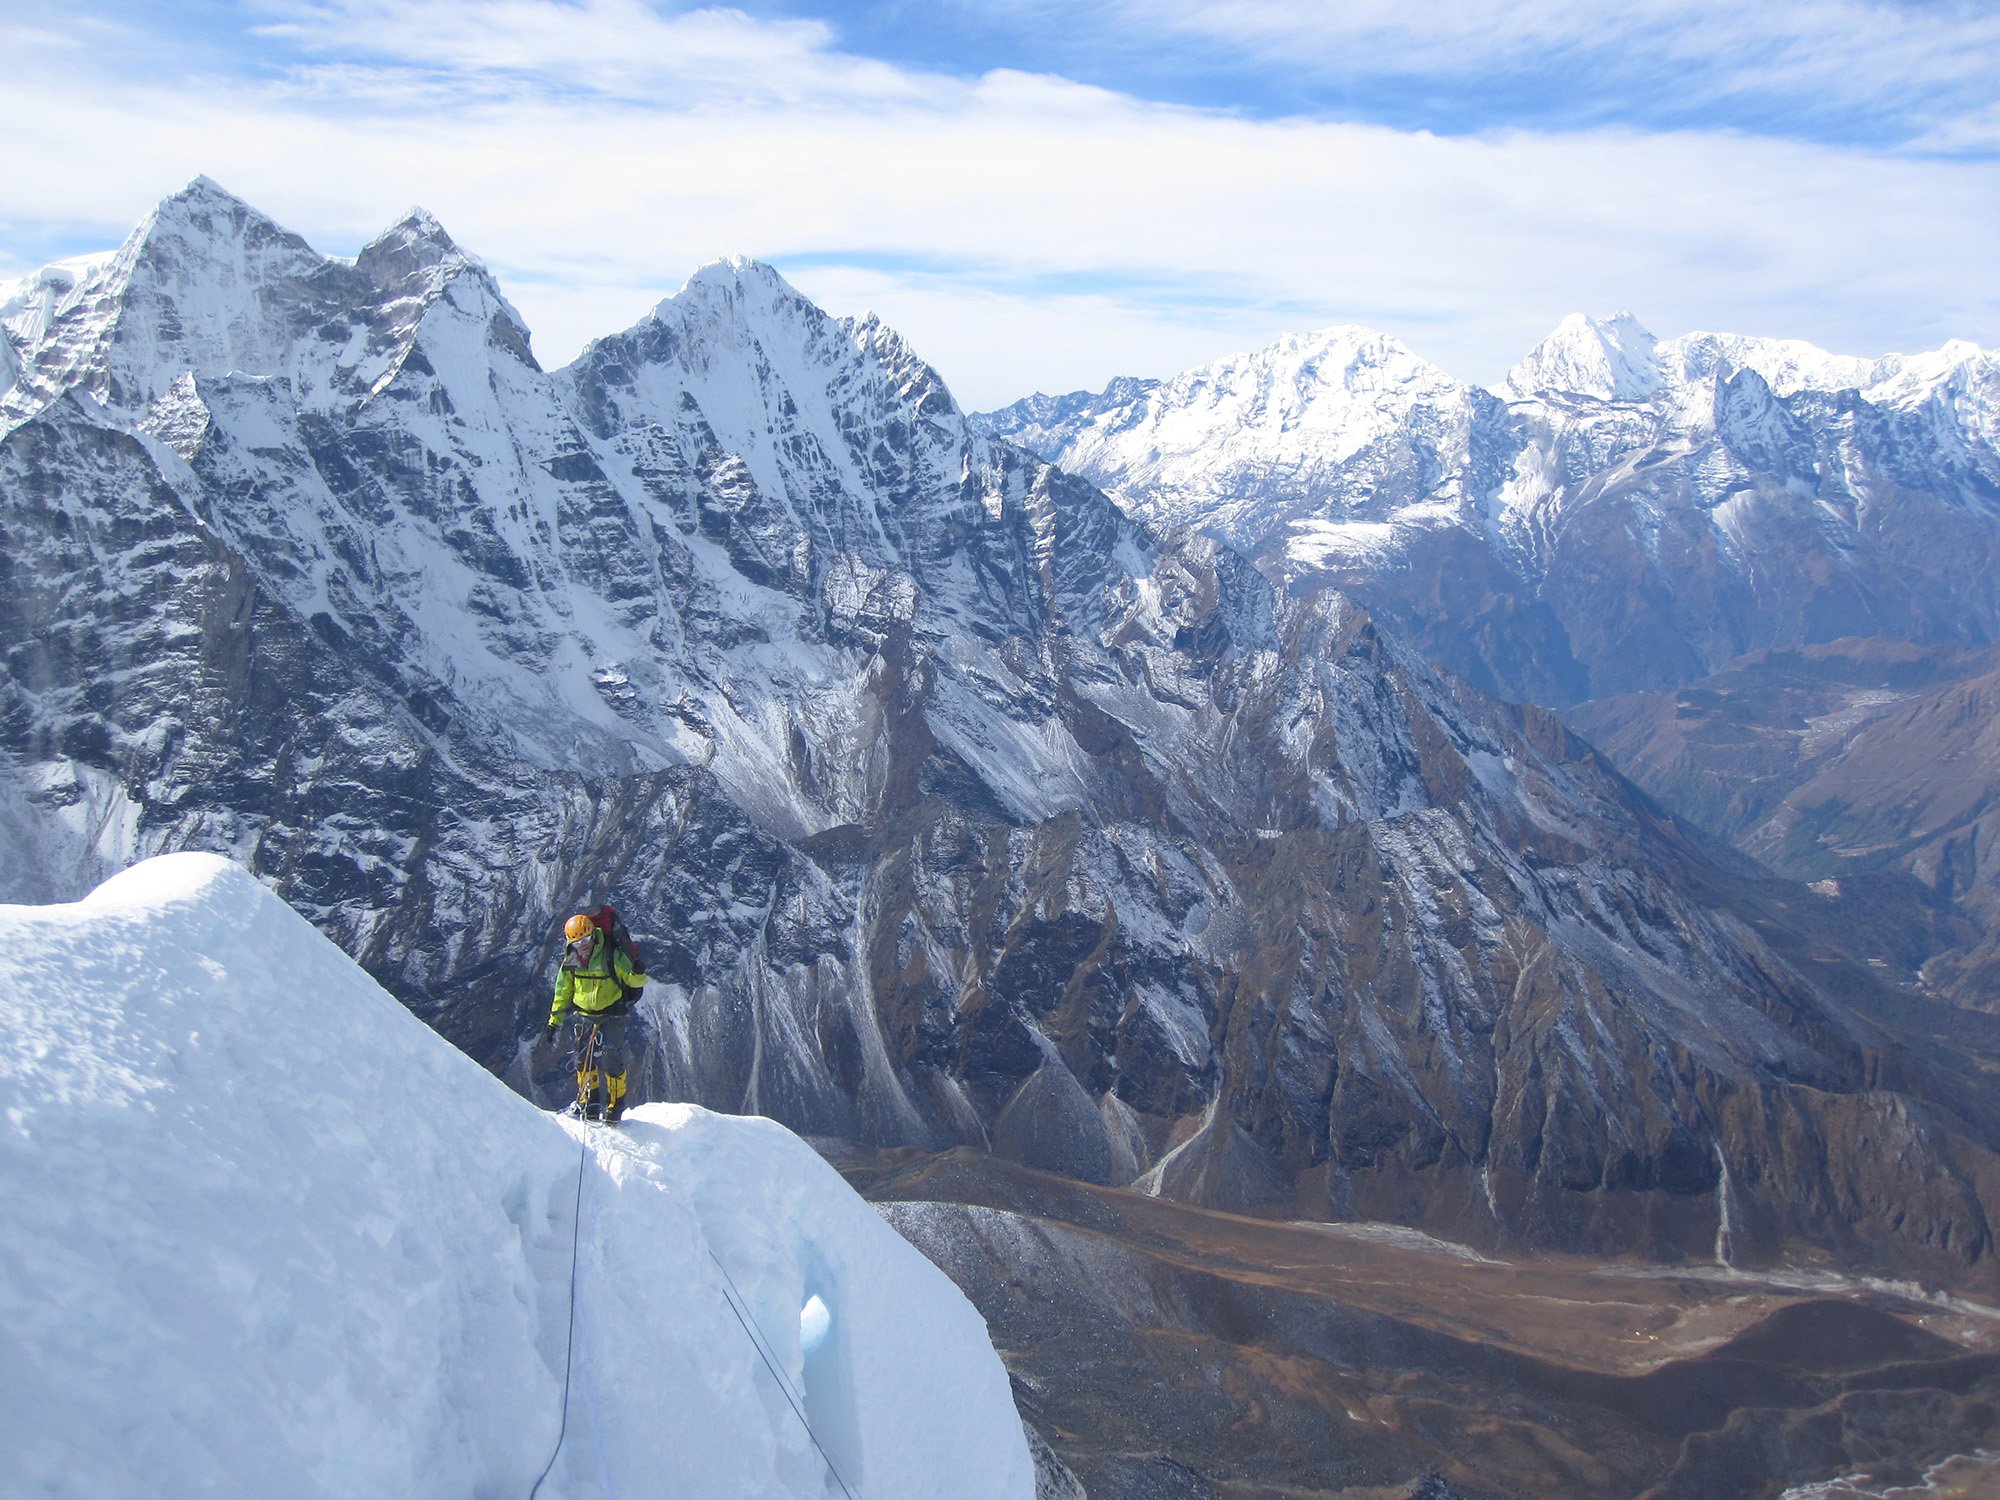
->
{"left": 977, "top": 314, "right": 2000, "bottom": 707}
{"left": 7, "top": 182, "right": 2000, "bottom": 1301}
{"left": 1568, "top": 638, "right": 2000, "bottom": 1009}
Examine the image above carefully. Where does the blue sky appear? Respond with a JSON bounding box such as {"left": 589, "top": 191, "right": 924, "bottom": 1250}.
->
{"left": 4, "top": 1, "right": 1998, "bottom": 406}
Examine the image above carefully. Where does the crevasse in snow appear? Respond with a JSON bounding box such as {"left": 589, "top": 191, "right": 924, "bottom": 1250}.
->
{"left": 0, "top": 852, "right": 1034, "bottom": 1500}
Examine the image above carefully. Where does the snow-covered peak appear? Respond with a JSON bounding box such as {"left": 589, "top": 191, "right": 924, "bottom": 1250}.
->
{"left": 0, "top": 853, "right": 1036, "bottom": 1498}
{"left": 160, "top": 172, "right": 253, "bottom": 213}
{"left": 1656, "top": 329, "right": 1873, "bottom": 399}
{"left": 354, "top": 206, "right": 537, "bottom": 366}
{"left": 0, "top": 182, "right": 545, "bottom": 435}
{"left": 0, "top": 252, "right": 117, "bottom": 347}
{"left": 1042, "top": 321, "right": 1485, "bottom": 531}
{"left": 125, "top": 174, "right": 326, "bottom": 294}
{"left": 677, "top": 253, "right": 801, "bottom": 303}
{"left": 1520, "top": 321, "right": 1995, "bottom": 415}
{"left": 356, "top": 206, "right": 469, "bottom": 280}
{"left": 0, "top": 178, "right": 331, "bottom": 429}
{"left": 647, "top": 258, "right": 949, "bottom": 410}
{"left": 1062, "top": 322, "right": 1474, "bottom": 474}
{"left": 1503, "top": 311, "right": 1663, "bottom": 401}
{"left": 648, "top": 257, "right": 850, "bottom": 364}
{"left": 1165, "top": 323, "right": 1463, "bottom": 412}
{"left": 560, "top": 253, "right": 970, "bottom": 539}
{"left": 1859, "top": 336, "right": 1996, "bottom": 411}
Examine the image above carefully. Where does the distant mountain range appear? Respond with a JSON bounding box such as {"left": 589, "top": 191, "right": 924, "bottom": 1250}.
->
{"left": 974, "top": 316, "right": 2000, "bottom": 1012}
{"left": 975, "top": 312, "right": 2000, "bottom": 708}
{"left": 5, "top": 181, "right": 1999, "bottom": 1303}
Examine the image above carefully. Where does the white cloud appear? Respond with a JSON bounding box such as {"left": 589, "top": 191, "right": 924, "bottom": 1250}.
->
{"left": 255, "top": 0, "right": 937, "bottom": 107}
{"left": 1, "top": 1, "right": 1996, "bottom": 408}
{"left": 1056, "top": 0, "right": 2000, "bottom": 137}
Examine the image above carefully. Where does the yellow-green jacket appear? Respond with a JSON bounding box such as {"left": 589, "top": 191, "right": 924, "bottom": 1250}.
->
{"left": 549, "top": 934, "right": 644, "bottom": 1024}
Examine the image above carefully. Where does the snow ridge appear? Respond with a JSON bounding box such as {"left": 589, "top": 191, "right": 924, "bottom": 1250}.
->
{"left": 0, "top": 853, "right": 1034, "bottom": 1500}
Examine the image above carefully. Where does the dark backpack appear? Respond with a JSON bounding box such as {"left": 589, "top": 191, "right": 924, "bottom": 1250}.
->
{"left": 591, "top": 904, "right": 646, "bottom": 1003}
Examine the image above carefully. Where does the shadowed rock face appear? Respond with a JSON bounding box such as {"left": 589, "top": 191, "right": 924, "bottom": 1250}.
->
{"left": 8, "top": 184, "right": 2000, "bottom": 1295}
{"left": 838, "top": 1146, "right": 2000, "bottom": 1500}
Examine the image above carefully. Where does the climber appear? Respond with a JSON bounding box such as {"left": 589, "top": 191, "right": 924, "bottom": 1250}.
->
{"left": 546, "top": 909, "right": 646, "bottom": 1122}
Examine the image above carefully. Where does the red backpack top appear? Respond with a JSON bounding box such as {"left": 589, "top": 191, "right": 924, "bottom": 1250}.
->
{"left": 590, "top": 905, "right": 646, "bottom": 998}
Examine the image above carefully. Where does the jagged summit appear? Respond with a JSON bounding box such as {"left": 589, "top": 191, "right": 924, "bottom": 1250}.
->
{"left": 1502, "top": 313, "right": 1995, "bottom": 412}
{"left": 353, "top": 204, "right": 536, "bottom": 362}
{"left": 1504, "top": 310, "right": 1663, "bottom": 402}
{"left": 170, "top": 172, "right": 244, "bottom": 203}
{"left": 146, "top": 173, "right": 288, "bottom": 228}
{"left": 648, "top": 256, "right": 841, "bottom": 351}
{"left": 358, "top": 205, "right": 466, "bottom": 267}
{"left": 558, "top": 249, "right": 973, "bottom": 565}
{"left": 128, "top": 175, "right": 323, "bottom": 284}
{"left": 0, "top": 180, "right": 543, "bottom": 434}
{"left": 677, "top": 252, "right": 795, "bottom": 296}
{"left": 644, "top": 255, "right": 950, "bottom": 409}
{"left": 982, "top": 303, "right": 2000, "bottom": 718}
{"left": 992, "top": 317, "right": 1498, "bottom": 563}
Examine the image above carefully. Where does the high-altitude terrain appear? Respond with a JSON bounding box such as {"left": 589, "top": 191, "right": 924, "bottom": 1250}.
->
{"left": 0, "top": 854, "right": 1038, "bottom": 1500}
{"left": 6, "top": 180, "right": 2000, "bottom": 1498}
{"left": 978, "top": 316, "right": 2000, "bottom": 1014}
{"left": 979, "top": 312, "right": 2000, "bottom": 709}
{"left": 838, "top": 1142, "right": 2000, "bottom": 1500}
{"left": 1568, "top": 638, "right": 2000, "bottom": 1007}
{"left": 9, "top": 177, "right": 1997, "bottom": 1281}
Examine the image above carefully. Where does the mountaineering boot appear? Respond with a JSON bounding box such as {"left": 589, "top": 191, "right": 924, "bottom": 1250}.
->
{"left": 604, "top": 1071, "right": 628, "bottom": 1124}
{"left": 576, "top": 1067, "right": 603, "bottom": 1121}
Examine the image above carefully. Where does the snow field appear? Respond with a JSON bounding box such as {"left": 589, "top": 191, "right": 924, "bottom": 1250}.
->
{"left": 0, "top": 853, "right": 1033, "bottom": 1500}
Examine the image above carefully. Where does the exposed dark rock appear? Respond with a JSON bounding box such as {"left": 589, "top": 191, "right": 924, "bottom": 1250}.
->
{"left": 6, "top": 185, "right": 2000, "bottom": 1305}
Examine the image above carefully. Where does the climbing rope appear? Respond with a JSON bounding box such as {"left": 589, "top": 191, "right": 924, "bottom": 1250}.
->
{"left": 704, "top": 1244, "right": 862, "bottom": 1500}
{"left": 526, "top": 1087, "right": 859, "bottom": 1500}
{"left": 529, "top": 1133, "right": 591, "bottom": 1500}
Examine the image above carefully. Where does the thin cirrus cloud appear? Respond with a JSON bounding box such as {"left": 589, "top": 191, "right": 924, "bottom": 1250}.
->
{"left": 0, "top": 0, "right": 1996, "bottom": 409}
{"left": 253, "top": 0, "right": 936, "bottom": 107}
{"left": 958, "top": 0, "right": 2000, "bottom": 146}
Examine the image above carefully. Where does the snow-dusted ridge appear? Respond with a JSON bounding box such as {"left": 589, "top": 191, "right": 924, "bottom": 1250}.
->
{"left": 0, "top": 852, "right": 1034, "bottom": 1499}
{"left": 980, "top": 306, "right": 2000, "bottom": 706}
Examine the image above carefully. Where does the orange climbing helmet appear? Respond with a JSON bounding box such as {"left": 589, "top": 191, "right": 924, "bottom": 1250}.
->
{"left": 564, "top": 913, "right": 596, "bottom": 943}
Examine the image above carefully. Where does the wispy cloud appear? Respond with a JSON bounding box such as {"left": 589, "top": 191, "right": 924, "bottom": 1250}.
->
{"left": 2, "top": 1, "right": 1996, "bottom": 407}
{"left": 951, "top": 0, "right": 2000, "bottom": 147}
{"left": 253, "top": 0, "right": 936, "bottom": 107}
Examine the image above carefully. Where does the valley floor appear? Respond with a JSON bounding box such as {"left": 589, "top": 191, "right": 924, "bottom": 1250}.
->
{"left": 827, "top": 1144, "right": 2000, "bottom": 1500}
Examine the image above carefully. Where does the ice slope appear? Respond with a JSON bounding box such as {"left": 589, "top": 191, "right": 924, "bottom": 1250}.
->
{"left": 0, "top": 852, "right": 1034, "bottom": 1500}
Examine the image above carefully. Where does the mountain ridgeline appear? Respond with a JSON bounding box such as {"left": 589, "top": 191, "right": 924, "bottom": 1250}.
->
{"left": 976, "top": 313, "right": 2000, "bottom": 1015}
{"left": 977, "top": 312, "right": 2000, "bottom": 708}
{"left": 6, "top": 181, "right": 2000, "bottom": 1292}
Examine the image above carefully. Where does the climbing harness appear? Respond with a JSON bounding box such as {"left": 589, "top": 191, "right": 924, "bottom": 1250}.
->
{"left": 568, "top": 1020, "right": 607, "bottom": 1121}
{"left": 528, "top": 1133, "right": 590, "bottom": 1500}
{"left": 704, "top": 1243, "right": 861, "bottom": 1500}
{"left": 578, "top": 1022, "right": 601, "bottom": 1119}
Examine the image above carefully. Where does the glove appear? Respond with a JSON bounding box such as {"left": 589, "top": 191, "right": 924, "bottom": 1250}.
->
{"left": 544, "top": 1018, "right": 560, "bottom": 1041}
